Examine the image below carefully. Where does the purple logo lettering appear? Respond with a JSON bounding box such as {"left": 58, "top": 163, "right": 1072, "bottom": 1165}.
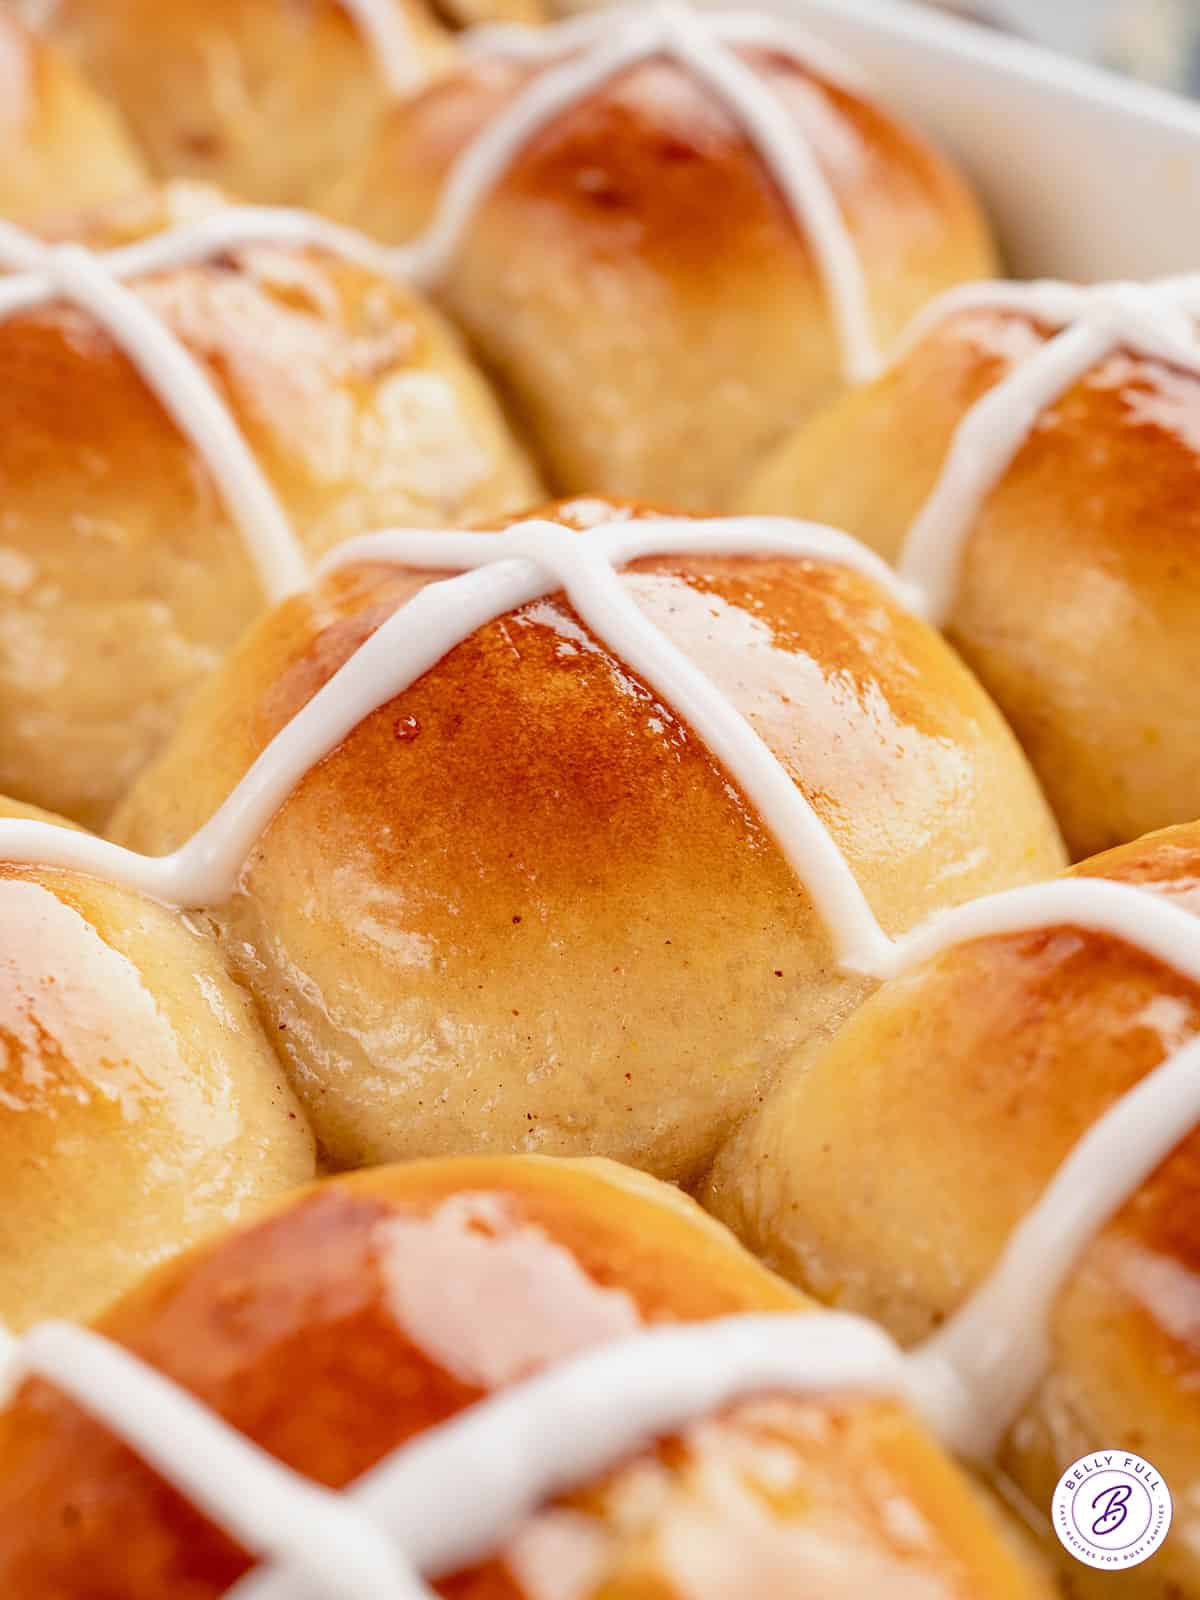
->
{"left": 1091, "top": 1484, "right": 1132, "bottom": 1537}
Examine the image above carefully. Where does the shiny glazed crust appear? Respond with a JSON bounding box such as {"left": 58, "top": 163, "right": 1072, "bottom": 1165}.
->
{"left": 739, "top": 304, "right": 1200, "bottom": 858}
{"left": 111, "top": 497, "right": 1064, "bottom": 1181}
{"left": 326, "top": 42, "right": 995, "bottom": 508}
{"left": 0, "top": 182, "right": 541, "bottom": 827}
{"left": 703, "top": 819, "right": 1200, "bottom": 1600}
{"left": 0, "top": 796, "right": 314, "bottom": 1331}
{"left": 0, "top": 1155, "right": 1054, "bottom": 1597}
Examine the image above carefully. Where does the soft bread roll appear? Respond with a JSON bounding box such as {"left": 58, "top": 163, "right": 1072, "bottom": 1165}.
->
{"left": 32, "top": 0, "right": 459, "bottom": 207}
{"left": 34, "top": 0, "right": 548, "bottom": 208}
{"left": 325, "top": 7, "right": 996, "bottom": 509}
{"left": 0, "top": 10, "right": 146, "bottom": 227}
{"left": 111, "top": 497, "right": 1065, "bottom": 1181}
{"left": 0, "top": 1156, "right": 1055, "bottom": 1596}
{"left": 0, "top": 794, "right": 314, "bottom": 1333}
{"left": 0, "top": 182, "right": 540, "bottom": 828}
{"left": 703, "top": 819, "right": 1200, "bottom": 1599}
{"left": 738, "top": 285, "right": 1200, "bottom": 858}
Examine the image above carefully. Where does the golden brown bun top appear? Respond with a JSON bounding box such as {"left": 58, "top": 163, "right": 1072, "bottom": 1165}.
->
{"left": 111, "top": 495, "right": 1063, "bottom": 1178}
{"left": 6, "top": 179, "right": 539, "bottom": 556}
{"left": 0, "top": 177, "right": 539, "bottom": 826}
{"left": 0, "top": 1156, "right": 1051, "bottom": 1597}
{"left": 704, "top": 818, "right": 1200, "bottom": 1597}
{"left": 0, "top": 794, "right": 314, "bottom": 1331}
{"left": 115, "top": 494, "right": 1062, "bottom": 920}
{"left": 715, "top": 814, "right": 1200, "bottom": 1329}
{"left": 327, "top": 29, "right": 994, "bottom": 507}
{"left": 0, "top": 10, "right": 147, "bottom": 228}
{"left": 36, "top": 0, "right": 538, "bottom": 211}
{"left": 334, "top": 37, "right": 988, "bottom": 281}
{"left": 747, "top": 299, "right": 1200, "bottom": 575}
{"left": 37, "top": 0, "right": 456, "bottom": 205}
{"left": 12, "top": 178, "right": 539, "bottom": 544}
{"left": 740, "top": 300, "right": 1200, "bottom": 857}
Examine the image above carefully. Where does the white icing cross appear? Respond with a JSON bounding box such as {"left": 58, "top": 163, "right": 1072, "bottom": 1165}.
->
{"left": 0, "top": 1321, "right": 422, "bottom": 1598}
{"left": 0, "top": 504, "right": 1199, "bottom": 1579}
{"left": 0, "top": 208, "right": 397, "bottom": 605}
{"left": 0, "top": 493, "right": 1195, "bottom": 1584}
{"left": 7, "top": 974, "right": 1200, "bottom": 1594}
{"left": 394, "top": 2, "right": 883, "bottom": 382}
{"left": 894, "top": 273, "right": 1200, "bottom": 621}
{"left": 0, "top": 513, "right": 914, "bottom": 972}
{"left": 230, "top": 1313, "right": 913, "bottom": 1600}
{"left": 5, "top": 7, "right": 1200, "bottom": 1578}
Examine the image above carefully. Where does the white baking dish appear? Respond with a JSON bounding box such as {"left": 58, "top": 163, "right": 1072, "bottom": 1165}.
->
{"left": 702, "top": 0, "right": 1200, "bottom": 282}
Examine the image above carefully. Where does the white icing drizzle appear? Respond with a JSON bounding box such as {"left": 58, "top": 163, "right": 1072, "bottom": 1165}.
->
{"left": 15, "top": 938, "right": 1200, "bottom": 1596}
{"left": 2, "top": 508, "right": 1200, "bottom": 1584}
{"left": 0, "top": 514, "right": 913, "bottom": 969}
{"left": 342, "top": 998, "right": 1200, "bottom": 1548}
{"left": 0, "top": 219, "right": 48, "bottom": 273}
{"left": 0, "top": 207, "right": 401, "bottom": 604}
{"left": 229, "top": 1313, "right": 911, "bottom": 1600}
{"left": 28, "top": 245, "right": 307, "bottom": 603}
{"left": 395, "top": 3, "right": 883, "bottom": 382}
{"left": 876, "top": 873, "right": 1200, "bottom": 987}
{"left": 875, "top": 874, "right": 1200, "bottom": 1455}
{"left": 907, "top": 1029, "right": 1200, "bottom": 1459}
{"left": 0, "top": 1322, "right": 425, "bottom": 1599}
{"left": 894, "top": 274, "right": 1200, "bottom": 622}
{"left": 7, "top": 7, "right": 1200, "bottom": 1577}
{"left": 335, "top": 0, "right": 422, "bottom": 94}
{"left": 321, "top": 517, "right": 912, "bottom": 967}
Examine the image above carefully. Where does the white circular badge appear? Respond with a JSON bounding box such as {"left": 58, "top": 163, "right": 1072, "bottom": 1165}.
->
{"left": 1052, "top": 1452, "right": 1172, "bottom": 1570}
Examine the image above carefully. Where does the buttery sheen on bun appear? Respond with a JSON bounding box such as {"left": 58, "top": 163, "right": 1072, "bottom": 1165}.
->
{"left": 112, "top": 498, "right": 1064, "bottom": 1180}
{"left": 327, "top": 4, "right": 996, "bottom": 509}
{"left": 0, "top": 182, "right": 539, "bottom": 827}
{"left": 0, "top": 795, "right": 314, "bottom": 1333}
{"left": 739, "top": 275, "right": 1200, "bottom": 857}
{"left": 705, "top": 818, "right": 1200, "bottom": 1599}
{"left": 0, "top": 1156, "right": 1054, "bottom": 1597}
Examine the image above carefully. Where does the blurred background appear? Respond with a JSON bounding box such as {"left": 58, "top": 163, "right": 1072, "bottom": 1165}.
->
{"left": 927, "top": 0, "right": 1200, "bottom": 89}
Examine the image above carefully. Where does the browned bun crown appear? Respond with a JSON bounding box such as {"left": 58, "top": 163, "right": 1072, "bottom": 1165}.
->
{"left": 0, "top": 181, "right": 540, "bottom": 827}
{"left": 35, "top": 0, "right": 459, "bottom": 206}
{"left": 0, "top": 794, "right": 314, "bottom": 1331}
{"left": 740, "top": 299, "right": 1200, "bottom": 858}
{"left": 112, "top": 496, "right": 1064, "bottom": 1182}
{"left": 704, "top": 819, "right": 1200, "bottom": 1599}
{"left": 0, "top": 1156, "right": 1053, "bottom": 1597}
{"left": 0, "top": 11, "right": 147, "bottom": 227}
{"left": 326, "top": 26, "right": 995, "bottom": 509}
